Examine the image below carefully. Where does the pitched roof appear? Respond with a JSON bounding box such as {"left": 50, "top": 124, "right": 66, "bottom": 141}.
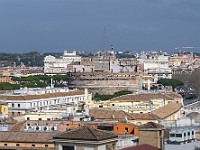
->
{"left": 89, "top": 109, "right": 135, "bottom": 120}
{"left": 120, "top": 144, "right": 159, "bottom": 150}
{"left": 0, "top": 90, "right": 84, "bottom": 101}
{"left": 131, "top": 113, "right": 160, "bottom": 120}
{"left": 53, "top": 126, "right": 117, "bottom": 141}
{"left": 165, "top": 93, "right": 182, "bottom": 99}
{"left": 151, "top": 102, "right": 182, "bottom": 119}
{"left": 139, "top": 122, "right": 164, "bottom": 129}
{"left": 111, "top": 93, "right": 174, "bottom": 102}
{"left": 9, "top": 121, "right": 26, "bottom": 131}
{"left": 0, "top": 131, "right": 55, "bottom": 143}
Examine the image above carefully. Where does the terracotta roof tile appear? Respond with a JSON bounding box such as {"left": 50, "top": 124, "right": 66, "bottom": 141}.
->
{"left": 0, "top": 131, "right": 55, "bottom": 143}
{"left": 89, "top": 109, "right": 135, "bottom": 120}
{"left": 53, "top": 126, "right": 117, "bottom": 141}
{"left": 9, "top": 121, "right": 26, "bottom": 131}
{"left": 121, "top": 144, "right": 159, "bottom": 150}
{"left": 139, "top": 122, "right": 164, "bottom": 129}
{"left": 151, "top": 102, "right": 182, "bottom": 119}
{"left": 0, "top": 90, "right": 84, "bottom": 101}
{"left": 131, "top": 113, "right": 160, "bottom": 120}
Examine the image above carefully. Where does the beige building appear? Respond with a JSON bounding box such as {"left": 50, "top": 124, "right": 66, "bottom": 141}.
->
{"left": 0, "top": 131, "right": 55, "bottom": 150}
{"left": 91, "top": 92, "right": 183, "bottom": 114}
{"left": 89, "top": 101, "right": 183, "bottom": 126}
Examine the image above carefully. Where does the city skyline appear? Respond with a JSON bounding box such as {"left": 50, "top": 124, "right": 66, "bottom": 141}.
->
{"left": 0, "top": 0, "right": 200, "bottom": 53}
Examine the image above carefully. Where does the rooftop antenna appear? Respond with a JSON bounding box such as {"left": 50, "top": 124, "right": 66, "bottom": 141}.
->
{"left": 103, "top": 26, "right": 107, "bottom": 51}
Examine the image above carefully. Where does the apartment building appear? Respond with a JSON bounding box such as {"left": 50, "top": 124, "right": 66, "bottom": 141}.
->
{"left": 0, "top": 87, "right": 92, "bottom": 116}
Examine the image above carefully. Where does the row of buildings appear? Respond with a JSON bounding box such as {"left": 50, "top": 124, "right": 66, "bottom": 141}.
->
{"left": 44, "top": 51, "right": 172, "bottom": 83}
{"left": 44, "top": 50, "right": 200, "bottom": 83}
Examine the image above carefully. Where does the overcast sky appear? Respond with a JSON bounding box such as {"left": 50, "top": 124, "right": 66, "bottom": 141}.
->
{"left": 0, "top": 0, "right": 200, "bottom": 53}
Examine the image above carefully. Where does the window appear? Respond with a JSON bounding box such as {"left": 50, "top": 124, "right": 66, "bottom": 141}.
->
{"left": 12, "top": 112, "right": 14, "bottom": 116}
{"left": 38, "top": 118, "right": 42, "bottom": 121}
{"left": 51, "top": 127, "right": 55, "bottom": 131}
{"left": 18, "top": 104, "right": 20, "bottom": 107}
{"left": 63, "top": 146, "right": 74, "bottom": 150}
{"left": 170, "top": 134, "right": 175, "bottom": 137}
{"left": 12, "top": 103, "right": 14, "bottom": 107}
{"left": 4, "top": 144, "right": 7, "bottom": 146}
{"left": 47, "top": 118, "right": 51, "bottom": 121}
{"left": 176, "top": 134, "right": 182, "bottom": 137}
{"left": 125, "top": 127, "right": 128, "bottom": 133}
{"left": 45, "top": 145, "right": 48, "bottom": 147}
{"left": 32, "top": 144, "right": 35, "bottom": 147}
{"left": 27, "top": 117, "right": 30, "bottom": 120}
{"left": 18, "top": 112, "right": 20, "bottom": 115}
{"left": 16, "top": 144, "right": 20, "bottom": 147}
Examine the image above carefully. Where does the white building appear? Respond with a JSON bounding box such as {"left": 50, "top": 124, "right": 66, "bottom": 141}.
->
{"left": 138, "top": 54, "right": 172, "bottom": 82}
{"left": 44, "top": 51, "right": 81, "bottom": 74}
{"left": 0, "top": 87, "right": 92, "bottom": 116}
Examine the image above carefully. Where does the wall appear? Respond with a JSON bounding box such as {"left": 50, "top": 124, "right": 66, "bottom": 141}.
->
{"left": 113, "top": 122, "right": 139, "bottom": 136}
{"left": 0, "top": 142, "right": 54, "bottom": 149}
{"left": 139, "top": 129, "right": 164, "bottom": 150}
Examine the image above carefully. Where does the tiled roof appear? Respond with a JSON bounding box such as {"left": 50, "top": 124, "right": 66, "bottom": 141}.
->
{"left": 0, "top": 90, "right": 84, "bottom": 101}
{"left": 9, "top": 121, "right": 26, "bottom": 131}
{"left": 120, "top": 144, "right": 159, "bottom": 150}
{"left": 131, "top": 113, "right": 160, "bottom": 120}
{"left": 151, "top": 102, "right": 182, "bottom": 119}
{"left": 0, "top": 131, "right": 55, "bottom": 143}
{"left": 139, "top": 122, "right": 164, "bottom": 129}
{"left": 89, "top": 109, "right": 135, "bottom": 120}
{"left": 111, "top": 93, "right": 174, "bottom": 102}
{"left": 53, "top": 126, "right": 117, "bottom": 141}
{"left": 165, "top": 93, "right": 182, "bottom": 99}
{"left": 89, "top": 109, "right": 161, "bottom": 121}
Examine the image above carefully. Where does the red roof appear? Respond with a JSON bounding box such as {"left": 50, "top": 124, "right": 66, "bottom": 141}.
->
{"left": 121, "top": 144, "right": 159, "bottom": 150}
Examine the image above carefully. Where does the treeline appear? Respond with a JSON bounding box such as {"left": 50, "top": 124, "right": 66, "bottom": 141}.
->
{"left": 0, "top": 75, "right": 68, "bottom": 90}
{"left": 0, "top": 51, "right": 63, "bottom": 67}
{"left": 0, "top": 82, "right": 20, "bottom": 90}
{"left": 93, "top": 90, "right": 133, "bottom": 101}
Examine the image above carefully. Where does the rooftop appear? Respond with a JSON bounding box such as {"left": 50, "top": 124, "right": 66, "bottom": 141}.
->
{"left": 121, "top": 144, "right": 159, "bottom": 150}
{"left": 53, "top": 126, "right": 117, "bottom": 141}
{"left": 0, "top": 131, "right": 55, "bottom": 143}
{"left": 0, "top": 90, "right": 85, "bottom": 101}
{"left": 89, "top": 109, "right": 134, "bottom": 120}
{"left": 139, "top": 122, "right": 164, "bottom": 129}
{"left": 110, "top": 93, "right": 178, "bottom": 102}
{"left": 151, "top": 102, "right": 182, "bottom": 119}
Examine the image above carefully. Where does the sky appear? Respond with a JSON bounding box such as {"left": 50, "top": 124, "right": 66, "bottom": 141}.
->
{"left": 0, "top": 0, "right": 200, "bottom": 53}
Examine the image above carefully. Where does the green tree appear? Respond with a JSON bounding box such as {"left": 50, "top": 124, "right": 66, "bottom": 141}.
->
{"left": 157, "top": 78, "right": 184, "bottom": 90}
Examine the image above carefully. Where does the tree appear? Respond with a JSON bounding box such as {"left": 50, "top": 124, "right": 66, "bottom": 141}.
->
{"left": 157, "top": 78, "right": 184, "bottom": 90}
{"left": 173, "top": 68, "right": 200, "bottom": 97}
